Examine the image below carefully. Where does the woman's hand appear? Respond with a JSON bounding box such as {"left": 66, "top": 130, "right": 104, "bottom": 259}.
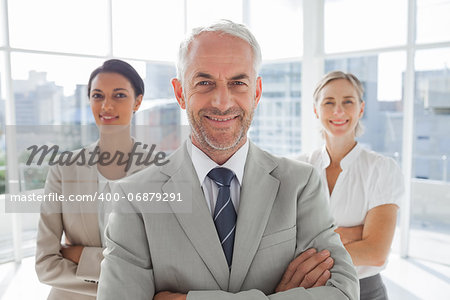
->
{"left": 60, "top": 244, "right": 84, "bottom": 264}
{"left": 335, "top": 225, "right": 363, "bottom": 245}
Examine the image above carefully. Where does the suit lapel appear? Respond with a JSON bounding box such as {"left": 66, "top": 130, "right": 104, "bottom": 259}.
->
{"left": 162, "top": 143, "right": 230, "bottom": 290}
{"left": 78, "top": 143, "right": 102, "bottom": 246}
{"left": 229, "top": 142, "right": 280, "bottom": 292}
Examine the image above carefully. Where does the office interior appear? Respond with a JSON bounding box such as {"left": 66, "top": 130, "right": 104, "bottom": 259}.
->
{"left": 0, "top": 0, "right": 450, "bottom": 299}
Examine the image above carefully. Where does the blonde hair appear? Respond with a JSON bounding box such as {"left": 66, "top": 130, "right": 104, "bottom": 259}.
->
{"left": 313, "top": 71, "right": 365, "bottom": 137}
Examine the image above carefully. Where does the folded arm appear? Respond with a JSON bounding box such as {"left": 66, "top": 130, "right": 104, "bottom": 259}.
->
{"left": 99, "top": 167, "right": 358, "bottom": 300}
{"left": 156, "top": 247, "right": 335, "bottom": 300}
{"left": 35, "top": 166, "right": 100, "bottom": 295}
{"left": 340, "top": 204, "right": 398, "bottom": 266}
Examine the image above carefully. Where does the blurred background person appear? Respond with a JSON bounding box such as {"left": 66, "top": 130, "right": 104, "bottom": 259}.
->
{"left": 298, "top": 71, "right": 404, "bottom": 300}
{"left": 35, "top": 59, "right": 146, "bottom": 299}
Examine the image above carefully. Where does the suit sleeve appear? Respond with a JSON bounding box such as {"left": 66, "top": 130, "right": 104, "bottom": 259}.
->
{"left": 98, "top": 166, "right": 358, "bottom": 300}
{"left": 76, "top": 246, "right": 104, "bottom": 281}
{"left": 35, "top": 165, "right": 98, "bottom": 296}
{"left": 97, "top": 183, "right": 155, "bottom": 300}
{"left": 187, "top": 167, "right": 359, "bottom": 300}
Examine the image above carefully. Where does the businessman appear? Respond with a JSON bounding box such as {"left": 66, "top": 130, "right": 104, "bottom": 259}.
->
{"left": 98, "top": 20, "right": 358, "bottom": 300}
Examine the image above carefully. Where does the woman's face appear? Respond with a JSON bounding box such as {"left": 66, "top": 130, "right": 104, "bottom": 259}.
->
{"left": 315, "top": 78, "right": 364, "bottom": 140}
{"left": 89, "top": 72, "right": 142, "bottom": 126}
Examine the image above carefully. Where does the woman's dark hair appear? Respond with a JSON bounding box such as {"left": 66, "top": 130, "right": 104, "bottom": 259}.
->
{"left": 87, "top": 59, "right": 145, "bottom": 98}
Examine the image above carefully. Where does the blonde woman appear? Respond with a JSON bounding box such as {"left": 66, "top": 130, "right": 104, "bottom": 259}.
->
{"left": 298, "top": 71, "right": 403, "bottom": 300}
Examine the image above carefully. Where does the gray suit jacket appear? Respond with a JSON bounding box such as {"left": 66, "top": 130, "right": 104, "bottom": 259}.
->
{"left": 98, "top": 141, "right": 359, "bottom": 299}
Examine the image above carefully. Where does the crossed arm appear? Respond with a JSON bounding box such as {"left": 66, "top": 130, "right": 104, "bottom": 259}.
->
{"left": 155, "top": 248, "right": 335, "bottom": 300}
{"left": 98, "top": 167, "right": 358, "bottom": 299}
{"left": 35, "top": 166, "right": 103, "bottom": 295}
{"left": 334, "top": 204, "right": 399, "bottom": 266}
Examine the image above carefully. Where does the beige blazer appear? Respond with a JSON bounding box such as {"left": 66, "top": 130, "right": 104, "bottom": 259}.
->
{"left": 35, "top": 142, "right": 148, "bottom": 300}
{"left": 97, "top": 141, "right": 359, "bottom": 300}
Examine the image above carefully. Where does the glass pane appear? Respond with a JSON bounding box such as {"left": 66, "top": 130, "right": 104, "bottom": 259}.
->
{"left": 0, "top": 210, "right": 14, "bottom": 263}
{"left": 324, "top": 0, "right": 407, "bottom": 53}
{"left": 0, "top": 52, "right": 5, "bottom": 194}
{"left": 0, "top": 52, "right": 13, "bottom": 262}
{"left": 143, "top": 61, "right": 176, "bottom": 100}
{"left": 8, "top": 0, "right": 108, "bottom": 55}
{"left": 11, "top": 53, "right": 105, "bottom": 125}
{"left": 250, "top": 61, "right": 302, "bottom": 156}
{"left": 186, "top": 0, "right": 243, "bottom": 31}
{"left": 112, "top": 0, "right": 184, "bottom": 61}
{"left": 136, "top": 60, "right": 182, "bottom": 154}
{"left": 417, "top": 0, "right": 450, "bottom": 44}
{"left": 0, "top": 0, "right": 5, "bottom": 47}
{"left": 9, "top": 54, "right": 181, "bottom": 192}
{"left": 248, "top": 0, "right": 303, "bottom": 59}
{"left": 410, "top": 48, "right": 450, "bottom": 265}
{"left": 325, "top": 52, "right": 405, "bottom": 158}
{"left": 10, "top": 53, "right": 104, "bottom": 193}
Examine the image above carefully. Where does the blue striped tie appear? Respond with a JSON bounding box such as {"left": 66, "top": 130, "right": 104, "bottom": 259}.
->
{"left": 207, "top": 167, "right": 236, "bottom": 268}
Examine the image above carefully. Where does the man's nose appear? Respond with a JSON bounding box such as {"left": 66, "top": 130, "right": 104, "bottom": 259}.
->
{"left": 211, "top": 83, "right": 234, "bottom": 112}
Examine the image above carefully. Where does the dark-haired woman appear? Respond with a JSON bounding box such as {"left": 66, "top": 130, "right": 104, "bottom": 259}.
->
{"left": 35, "top": 59, "right": 147, "bottom": 299}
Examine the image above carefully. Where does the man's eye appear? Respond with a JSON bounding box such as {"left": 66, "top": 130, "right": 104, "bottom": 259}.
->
{"left": 233, "top": 81, "right": 245, "bottom": 85}
{"left": 198, "top": 81, "right": 212, "bottom": 86}
{"left": 344, "top": 100, "right": 353, "bottom": 104}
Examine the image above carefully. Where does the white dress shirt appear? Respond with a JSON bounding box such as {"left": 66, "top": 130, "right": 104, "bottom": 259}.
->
{"left": 187, "top": 139, "right": 249, "bottom": 216}
{"left": 298, "top": 143, "right": 404, "bottom": 279}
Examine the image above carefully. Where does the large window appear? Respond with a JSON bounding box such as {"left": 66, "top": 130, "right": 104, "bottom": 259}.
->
{"left": 247, "top": 0, "right": 303, "bottom": 155}
{"left": 1, "top": 0, "right": 449, "bottom": 271}
{"left": 112, "top": 0, "right": 184, "bottom": 61}
{"left": 250, "top": 61, "right": 302, "bottom": 155}
{"left": 186, "top": 0, "right": 243, "bottom": 30}
{"left": 0, "top": 51, "right": 12, "bottom": 263}
{"left": 416, "top": 0, "right": 450, "bottom": 44}
{"left": 323, "top": 0, "right": 450, "bottom": 266}
{"left": 8, "top": 0, "right": 109, "bottom": 55}
{"left": 248, "top": 0, "right": 303, "bottom": 59}
{"left": 410, "top": 48, "right": 450, "bottom": 265}
{"left": 409, "top": 0, "right": 450, "bottom": 265}
{"left": 324, "top": 0, "right": 407, "bottom": 53}
{"left": 0, "top": 52, "right": 5, "bottom": 194}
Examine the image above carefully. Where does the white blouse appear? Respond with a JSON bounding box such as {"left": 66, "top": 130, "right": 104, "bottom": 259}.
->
{"left": 297, "top": 143, "right": 404, "bottom": 279}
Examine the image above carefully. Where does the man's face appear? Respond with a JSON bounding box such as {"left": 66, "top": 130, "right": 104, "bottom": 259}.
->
{"left": 172, "top": 32, "right": 262, "bottom": 156}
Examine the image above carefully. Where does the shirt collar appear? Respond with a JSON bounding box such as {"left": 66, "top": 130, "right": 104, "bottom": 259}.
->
{"left": 188, "top": 138, "right": 249, "bottom": 187}
{"left": 320, "top": 144, "right": 331, "bottom": 170}
{"left": 320, "top": 143, "right": 362, "bottom": 170}
{"left": 341, "top": 143, "right": 362, "bottom": 169}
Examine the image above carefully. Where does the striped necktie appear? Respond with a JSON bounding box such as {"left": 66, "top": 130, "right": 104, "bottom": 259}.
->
{"left": 207, "top": 167, "right": 237, "bottom": 268}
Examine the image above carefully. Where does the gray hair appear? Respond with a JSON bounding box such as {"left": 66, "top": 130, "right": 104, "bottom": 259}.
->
{"left": 176, "top": 19, "right": 262, "bottom": 83}
{"left": 313, "top": 71, "right": 365, "bottom": 137}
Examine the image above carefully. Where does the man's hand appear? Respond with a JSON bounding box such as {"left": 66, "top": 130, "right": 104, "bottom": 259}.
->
{"left": 335, "top": 225, "right": 363, "bottom": 245}
{"left": 154, "top": 291, "right": 187, "bottom": 300}
{"left": 60, "top": 244, "right": 84, "bottom": 264}
{"left": 275, "top": 248, "right": 334, "bottom": 292}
